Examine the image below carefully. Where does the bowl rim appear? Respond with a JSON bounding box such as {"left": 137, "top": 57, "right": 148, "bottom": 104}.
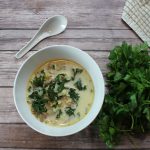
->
{"left": 13, "top": 45, "right": 105, "bottom": 136}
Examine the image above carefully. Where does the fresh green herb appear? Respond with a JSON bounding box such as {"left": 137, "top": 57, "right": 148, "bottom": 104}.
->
{"left": 71, "top": 68, "right": 83, "bottom": 80}
{"left": 51, "top": 64, "right": 55, "bottom": 70}
{"left": 32, "top": 99, "right": 48, "bottom": 114}
{"left": 55, "top": 74, "right": 68, "bottom": 83}
{"left": 47, "top": 74, "right": 68, "bottom": 101}
{"left": 65, "top": 107, "right": 75, "bottom": 116}
{"left": 56, "top": 109, "right": 62, "bottom": 119}
{"left": 28, "top": 86, "right": 31, "bottom": 92}
{"left": 95, "top": 42, "right": 150, "bottom": 148}
{"left": 36, "top": 87, "right": 45, "bottom": 96}
{"left": 54, "top": 74, "right": 69, "bottom": 93}
{"left": 47, "top": 81, "right": 60, "bottom": 101}
{"left": 32, "top": 70, "right": 45, "bottom": 87}
{"left": 74, "top": 79, "right": 87, "bottom": 90}
{"left": 28, "top": 91, "right": 42, "bottom": 99}
{"left": 55, "top": 83, "right": 65, "bottom": 93}
{"left": 68, "top": 88, "right": 80, "bottom": 103}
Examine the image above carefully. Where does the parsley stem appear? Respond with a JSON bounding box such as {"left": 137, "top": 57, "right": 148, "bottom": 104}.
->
{"left": 118, "top": 129, "right": 132, "bottom": 132}
{"left": 129, "top": 113, "right": 134, "bottom": 130}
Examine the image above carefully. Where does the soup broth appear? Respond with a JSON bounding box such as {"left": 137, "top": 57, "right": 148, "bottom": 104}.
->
{"left": 26, "top": 59, "right": 94, "bottom": 127}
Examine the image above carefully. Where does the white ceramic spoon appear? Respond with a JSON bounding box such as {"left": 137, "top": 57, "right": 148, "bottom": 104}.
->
{"left": 15, "top": 15, "right": 67, "bottom": 59}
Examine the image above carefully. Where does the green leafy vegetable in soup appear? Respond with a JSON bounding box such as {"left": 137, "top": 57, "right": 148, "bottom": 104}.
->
{"left": 65, "top": 107, "right": 75, "bottom": 116}
{"left": 74, "top": 79, "right": 87, "bottom": 90}
{"left": 68, "top": 88, "right": 80, "bottom": 103}
{"left": 27, "top": 59, "right": 94, "bottom": 127}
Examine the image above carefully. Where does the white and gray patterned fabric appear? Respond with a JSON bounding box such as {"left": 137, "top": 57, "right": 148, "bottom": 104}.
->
{"left": 122, "top": 0, "right": 150, "bottom": 46}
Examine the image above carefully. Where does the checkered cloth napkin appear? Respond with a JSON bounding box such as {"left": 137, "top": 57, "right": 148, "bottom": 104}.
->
{"left": 122, "top": 0, "right": 150, "bottom": 46}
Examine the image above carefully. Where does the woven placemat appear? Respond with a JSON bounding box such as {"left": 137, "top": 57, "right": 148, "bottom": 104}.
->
{"left": 122, "top": 0, "right": 150, "bottom": 46}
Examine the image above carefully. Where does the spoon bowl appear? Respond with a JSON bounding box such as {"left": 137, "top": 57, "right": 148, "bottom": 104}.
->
{"left": 15, "top": 15, "right": 67, "bottom": 59}
{"left": 40, "top": 15, "right": 67, "bottom": 36}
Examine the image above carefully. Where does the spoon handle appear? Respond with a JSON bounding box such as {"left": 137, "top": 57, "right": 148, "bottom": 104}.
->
{"left": 15, "top": 32, "right": 49, "bottom": 59}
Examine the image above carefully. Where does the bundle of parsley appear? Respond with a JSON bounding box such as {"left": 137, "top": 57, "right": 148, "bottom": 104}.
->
{"left": 95, "top": 42, "right": 150, "bottom": 148}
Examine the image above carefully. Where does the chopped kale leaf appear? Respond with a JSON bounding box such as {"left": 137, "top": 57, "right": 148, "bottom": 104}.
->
{"left": 32, "top": 99, "right": 48, "bottom": 114}
{"left": 65, "top": 107, "right": 75, "bottom": 116}
{"left": 71, "top": 68, "right": 83, "bottom": 80}
{"left": 74, "top": 79, "right": 87, "bottom": 90}
{"left": 32, "top": 70, "right": 45, "bottom": 87}
{"left": 68, "top": 88, "right": 80, "bottom": 103}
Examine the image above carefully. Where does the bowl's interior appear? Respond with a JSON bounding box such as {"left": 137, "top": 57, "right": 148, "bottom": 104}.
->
{"left": 14, "top": 45, "right": 105, "bottom": 136}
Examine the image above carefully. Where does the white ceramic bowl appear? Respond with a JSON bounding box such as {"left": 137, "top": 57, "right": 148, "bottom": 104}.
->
{"left": 13, "top": 45, "right": 105, "bottom": 136}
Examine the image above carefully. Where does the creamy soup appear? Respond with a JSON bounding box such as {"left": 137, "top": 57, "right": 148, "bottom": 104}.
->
{"left": 26, "top": 59, "right": 94, "bottom": 127}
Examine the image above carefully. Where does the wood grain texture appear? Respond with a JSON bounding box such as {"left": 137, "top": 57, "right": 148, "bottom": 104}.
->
{"left": 0, "top": 0, "right": 128, "bottom": 29}
{"left": 0, "top": 124, "right": 105, "bottom": 149}
{"left": 0, "top": 149, "right": 75, "bottom": 150}
{"left": 0, "top": 0, "right": 149, "bottom": 149}
{"left": 0, "top": 37, "right": 142, "bottom": 51}
{"left": 0, "top": 29, "right": 142, "bottom": 51}
{"left": 0, "top": 29, "right": 141, "bottom": 51}
{"left": 0, "top": 29, "right": 139, "bottom": 40}
{"left": 0, "top": 88, "right": 22, "bottom": 123}
{"left": 0, "top": 123, "right": 149, "bottom": 149}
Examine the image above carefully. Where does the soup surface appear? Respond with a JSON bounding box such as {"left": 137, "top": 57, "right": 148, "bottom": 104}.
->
{"left": 26, "top": 59, "right": 94, "bottom": 127}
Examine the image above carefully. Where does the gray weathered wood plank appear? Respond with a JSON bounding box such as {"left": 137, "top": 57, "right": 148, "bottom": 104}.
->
{"left": 0, "top": 123, "right": 149, "bottom": 149}
{"left": 0, "top": 29, "right": 141, "bottom": 51}
{"left": 0, "top": 51, "right": 108, "bottom": 86}
{"left": 0, "top": 38, "right": 142, "bottom": 51}
{"left": 0, "top": 149, "right": 76, "bottom": 150}
{"left": 0, "top": 148, "right": 70, "bottom": 150}
{"left": 0, "top": 88, "right": 22, "bottom": 123}
{"left": 0, "top": 29, "right": 139, "bottom": 40}
{"left": 0, "top": 0, "right": 128, "bottom": 29}
{"left": 0, "top": 124, "right": 106, "bottom": 149}
{"left": 0, "top": 149, "right": 39, "bottom": 150}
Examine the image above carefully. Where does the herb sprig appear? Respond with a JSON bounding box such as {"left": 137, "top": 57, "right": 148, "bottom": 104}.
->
{"left": 95, "top": 42, "right": 150, "bottom": 148}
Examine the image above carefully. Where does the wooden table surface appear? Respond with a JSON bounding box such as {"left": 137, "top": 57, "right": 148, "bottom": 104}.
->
{"left": 0, "top": 0, "right": 150, "bottom": 149}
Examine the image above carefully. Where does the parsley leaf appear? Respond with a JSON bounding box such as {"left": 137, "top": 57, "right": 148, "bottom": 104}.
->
{"left": 95, "top": 42, "right": 150, "bottom": 148}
